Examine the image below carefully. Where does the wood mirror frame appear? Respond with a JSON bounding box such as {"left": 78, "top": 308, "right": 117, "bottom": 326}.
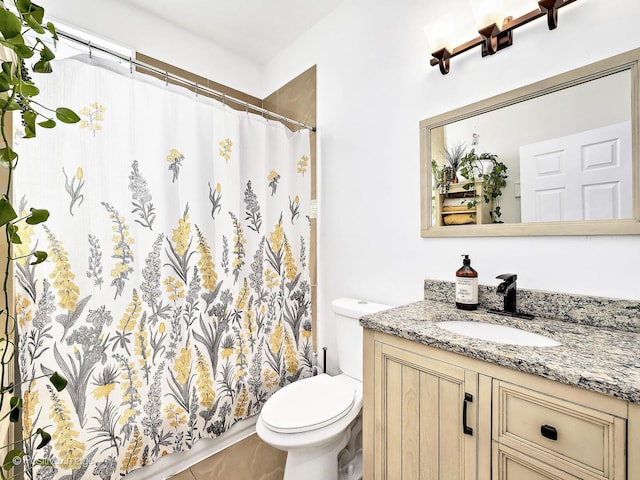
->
{"left": 420, "top": 48, "right": 640, "bottom": 237}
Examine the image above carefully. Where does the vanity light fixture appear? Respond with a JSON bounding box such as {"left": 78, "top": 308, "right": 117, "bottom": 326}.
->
{"left": 428, "top": 0, "right": 578, "bottom": 75}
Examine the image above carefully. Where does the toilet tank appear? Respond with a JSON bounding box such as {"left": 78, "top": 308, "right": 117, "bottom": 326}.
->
{"left": 331, "top": 298, "right": 391, "bottom": 381}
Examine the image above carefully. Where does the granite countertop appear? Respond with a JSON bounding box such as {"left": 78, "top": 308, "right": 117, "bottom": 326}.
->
{"left": 360, "top": 298, "right": 640, "bottom": 404}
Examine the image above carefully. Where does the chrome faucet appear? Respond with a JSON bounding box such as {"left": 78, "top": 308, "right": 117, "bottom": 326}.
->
{"left": 496, "top": 273, "right": 518, "bottom": 313}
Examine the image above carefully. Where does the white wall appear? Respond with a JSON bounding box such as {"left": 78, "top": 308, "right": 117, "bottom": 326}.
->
{"left": 38, "top": 0, "right": 265, "bottom": 95}
{"left": 263, "top": 0, "right": 640, "bottom": 373}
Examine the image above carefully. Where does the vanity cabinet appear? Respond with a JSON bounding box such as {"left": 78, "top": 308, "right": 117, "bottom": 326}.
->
{"left": 363, "top": 329, "right": 632, "bottom": 480}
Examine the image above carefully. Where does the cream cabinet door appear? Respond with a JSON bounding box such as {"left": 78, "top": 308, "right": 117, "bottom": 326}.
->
{"left": 372, "top": 341, "right": 478, "bottom": 480}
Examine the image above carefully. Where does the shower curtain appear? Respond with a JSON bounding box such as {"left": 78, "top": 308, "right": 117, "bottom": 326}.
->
{"left": 13, "top": 56, "right": 313, "bottom": 479}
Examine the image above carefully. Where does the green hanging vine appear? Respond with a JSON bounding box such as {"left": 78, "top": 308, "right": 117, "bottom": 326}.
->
{"left": 0, "top": 1, "right": 80, "bottom": 477}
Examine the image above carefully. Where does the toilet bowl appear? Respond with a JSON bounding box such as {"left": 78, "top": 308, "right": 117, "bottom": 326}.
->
{"left": 256, "top": 373, "right": 362, "bottom": 479}
{"left": 256, "top": 298, "right": 391, "bottom": 480}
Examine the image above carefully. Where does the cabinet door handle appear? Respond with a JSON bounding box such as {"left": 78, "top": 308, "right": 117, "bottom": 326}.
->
{"left": 540, "top": 424, "right": 558, "bottom": 441}
{"left": 462, "top": 393, "right": 473, "bottom": 436}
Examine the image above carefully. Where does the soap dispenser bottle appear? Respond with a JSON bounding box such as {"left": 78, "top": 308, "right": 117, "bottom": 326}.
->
{"left": 456, "top": 254, "right": 478, "bottom": 310}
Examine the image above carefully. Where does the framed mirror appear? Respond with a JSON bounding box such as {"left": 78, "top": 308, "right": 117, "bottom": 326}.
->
{"left": 420, "top": 48, "right": 640, "bottom": 237}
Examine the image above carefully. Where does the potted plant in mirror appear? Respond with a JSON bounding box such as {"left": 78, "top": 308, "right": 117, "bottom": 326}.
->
{"left": 458, "top": 148, "right": 508, "bottom": 223}
{"left": 431, "top": 143, "right": 467, "bottom": 194}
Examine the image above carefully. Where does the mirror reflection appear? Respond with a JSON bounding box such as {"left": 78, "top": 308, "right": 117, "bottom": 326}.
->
{"left": 421, "top": 49, "right": 640, "bottom": 237}
{"left": 432, "top": 71, "right": 632, "bottom": 225}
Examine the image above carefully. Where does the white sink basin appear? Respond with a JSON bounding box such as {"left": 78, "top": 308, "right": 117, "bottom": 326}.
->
{"left": 435, "top": 321, "right": 561, "bottom": 347}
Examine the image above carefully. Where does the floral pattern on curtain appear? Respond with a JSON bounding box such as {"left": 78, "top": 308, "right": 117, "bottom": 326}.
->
{"left": 14, "top": 56, "right": 312, "bottom": 480}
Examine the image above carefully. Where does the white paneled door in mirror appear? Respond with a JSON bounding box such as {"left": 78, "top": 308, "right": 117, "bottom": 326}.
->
{"left": 519, "top": 121, "right": 632, "bottom": 223}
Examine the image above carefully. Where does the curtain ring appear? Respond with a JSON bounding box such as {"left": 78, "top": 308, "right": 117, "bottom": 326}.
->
{"left": 165, "top": 72, "right": 168, "bottom": 87}
{"left": 222, "top": 94, "right": 226, "bottom": 107}
{"left": 195, "top": 83, "right": 198, "bottom": 97}
{"left": 129, "top": 57, "right": 133, "bottom": 75}
{"left": 88, "top": 40, "right": 92, "bottom": 59}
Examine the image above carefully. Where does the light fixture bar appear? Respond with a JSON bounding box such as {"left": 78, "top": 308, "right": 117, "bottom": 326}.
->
{"left": 429, "top": 0, "right": 578, "bottom": 74}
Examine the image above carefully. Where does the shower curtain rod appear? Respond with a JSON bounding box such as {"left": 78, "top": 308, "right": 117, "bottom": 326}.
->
{"left": 56, "top": 30, "right": 317, "bottom": 132}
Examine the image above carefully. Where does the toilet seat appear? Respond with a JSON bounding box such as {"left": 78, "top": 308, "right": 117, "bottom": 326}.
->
{"left": 260, "top": 374, "right": 355, "bottom": 434}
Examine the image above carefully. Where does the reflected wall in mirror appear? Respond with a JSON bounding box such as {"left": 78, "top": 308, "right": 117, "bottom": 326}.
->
{"left": 420, "top": 48, "right": 640, "bottom": 237}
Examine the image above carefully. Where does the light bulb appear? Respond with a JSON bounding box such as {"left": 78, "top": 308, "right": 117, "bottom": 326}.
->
{"left": 469, "top": 0, "right": 506, "bottom": 29}
{"left": 424, "top": 13, "right": 456, "bottom": 53}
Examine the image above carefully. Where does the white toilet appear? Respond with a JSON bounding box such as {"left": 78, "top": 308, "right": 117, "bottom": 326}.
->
{"left": 256, "top": 298, "right": 391, "bottom": 480}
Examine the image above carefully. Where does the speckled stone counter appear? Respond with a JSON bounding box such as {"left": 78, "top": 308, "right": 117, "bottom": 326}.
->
{"left": 360, "top": 281, "right": 640, "bottom": 404}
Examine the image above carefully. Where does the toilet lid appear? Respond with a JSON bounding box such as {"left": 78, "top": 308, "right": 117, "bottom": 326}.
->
{"left": 260, "top": 374, "right": 356, "bottom": 433}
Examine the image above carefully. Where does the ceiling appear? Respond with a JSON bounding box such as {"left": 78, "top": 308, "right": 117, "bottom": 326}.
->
{"left": 115, "top": 0, "right": 344, "bottom": 65}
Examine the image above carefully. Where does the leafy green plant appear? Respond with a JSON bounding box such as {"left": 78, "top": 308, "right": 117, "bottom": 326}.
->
{"left": 0, "top": 1, "right": 79, "bottom": 477}
{"left": 458, "top": 148, "right": 508, "bottom": 223}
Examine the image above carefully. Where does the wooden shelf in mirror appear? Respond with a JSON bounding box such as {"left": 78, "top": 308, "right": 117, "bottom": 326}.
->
{"left": 435, "top": 180, "right": 493, "bottom": 226}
